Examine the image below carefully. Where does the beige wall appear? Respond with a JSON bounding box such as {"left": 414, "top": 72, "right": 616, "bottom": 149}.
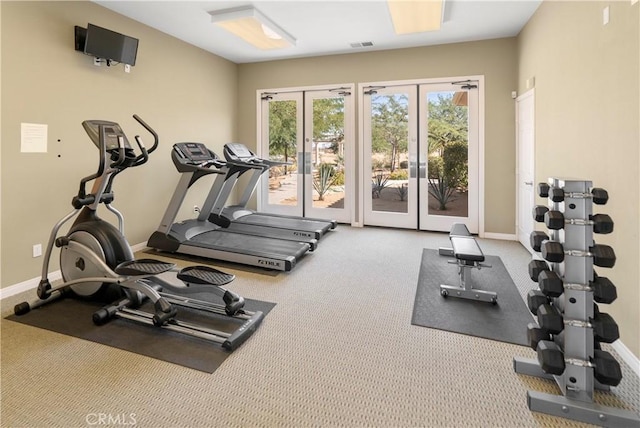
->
{"left": 237, "top": 38, "right": 519, "bottom": 234}
{"left": 1, "top": 1, "right": 237, "bottom": 286}
{"left": 0, "top": 2, "right": 3, "bottom": 287}
{"left": 518, "top": 1, "right": 639, "bottom": 357}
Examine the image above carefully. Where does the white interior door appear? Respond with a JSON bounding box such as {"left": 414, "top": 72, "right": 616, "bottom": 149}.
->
{"left": 418, "top": 83, "right": 480, "bottom": 233}
{"left": 362, "top": 85, "right": 418, "bottom": 228}
{"left": 517, "top": 89, "right": 535, "bottom": 250}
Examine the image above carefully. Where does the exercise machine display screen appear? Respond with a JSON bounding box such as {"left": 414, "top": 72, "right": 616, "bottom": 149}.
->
{"left": 82, "top": 120, "right": 132, "bottom": 151}
{"left": 225, "top": 143, "right": 253, "bottom": 159}
{"left": 174, "top": 142, "right": 214, "bottom": 163}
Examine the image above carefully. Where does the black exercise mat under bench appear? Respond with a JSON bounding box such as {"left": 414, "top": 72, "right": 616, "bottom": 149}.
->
{"left": 412, "top": 249, "right": 532, "bottom": 346}
{"left": 6, "top": 295, "right": 275, "bottom": 373}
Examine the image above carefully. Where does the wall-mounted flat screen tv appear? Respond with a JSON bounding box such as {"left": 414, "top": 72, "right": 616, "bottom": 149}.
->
{"left": 75, "top": 24, "right": 138, "bottom": 66}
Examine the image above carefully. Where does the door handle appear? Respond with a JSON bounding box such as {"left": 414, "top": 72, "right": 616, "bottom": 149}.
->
{"left": 524, "top": 181, "right": 533, "bottom": 186}
{"left": 418, "top": 161, "right": 426, "bottom": 179}
{"left": 305, "top": 152, "right": 312, "bottom": 174}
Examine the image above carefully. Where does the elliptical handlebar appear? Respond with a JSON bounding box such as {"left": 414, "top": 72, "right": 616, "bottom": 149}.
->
{"left": 107, "top": 125, "right": 127, "bottom": 169}
{"left": 74, "top": 115, "right": 159, "bottom": 208}
{"left": 133, "top": 135, "right": 149, "bottom": 166}
{"left": 130, "top": 114, "right": 158, "bottom": 167}
{"left": 133, "top": 114, "right": 159, "bottom": 154}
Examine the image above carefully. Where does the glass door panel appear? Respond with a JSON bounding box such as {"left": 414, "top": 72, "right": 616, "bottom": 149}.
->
{"left": 363, "top": 85, "right": 417, "bottom": 228}
{"left": 259, "top": 88, "right": 353, "bottom": 223}
{"left": 259, "top": 92, "right": 303, "bottom": 217}
{"left": 418, "top": 84, "right": 479, "bottom": 232}
{"left": 304, "top": 90, "right": 352, "bottom": 223}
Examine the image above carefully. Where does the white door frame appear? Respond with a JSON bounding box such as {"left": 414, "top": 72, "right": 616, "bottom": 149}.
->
{"left": 418, "top": 82, "right": 480, "bottom": 233}
{"left": 357, "top": 75, "right": 485, "bottom": 235}
{"left": 362, "top": 85, "right": 419, "bottom": 229}
{"left": 516, "top": 88, "right": 535, "bottom": 252}
{"left": 256, "top": 84, "right": 355, "bottom": 224}
{"left": 257, "top": 91, "right": 304, "bottom": 217}
{"left": 303, "top": 88, "right": 355, "bottom": 223}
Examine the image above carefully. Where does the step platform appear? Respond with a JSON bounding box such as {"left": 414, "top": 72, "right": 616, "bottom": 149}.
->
{"left": 114, "top": 259, "right": 176, "bottom": 276}
{"left": 177, "top": 265, "right": 235, "bottom": 286}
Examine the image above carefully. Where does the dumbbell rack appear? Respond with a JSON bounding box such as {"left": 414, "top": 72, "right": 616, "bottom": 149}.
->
{"left": 513, "top": 177, "right": 639, "bottom": 427}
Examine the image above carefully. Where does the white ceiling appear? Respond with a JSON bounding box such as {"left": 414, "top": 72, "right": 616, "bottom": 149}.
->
{"left": 94, "top": 0, "right": 542, "bottom": 64}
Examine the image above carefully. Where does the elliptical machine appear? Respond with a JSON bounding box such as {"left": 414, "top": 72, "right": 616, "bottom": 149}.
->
{"left": 14, "top": 115, "right": 263, "bottom": 351}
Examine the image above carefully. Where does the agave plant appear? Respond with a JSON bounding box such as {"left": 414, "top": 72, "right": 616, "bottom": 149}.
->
{"left": 313, "top": 163, "right": 338, "bottom": 201}
{"left": 396, "top": 183, "right": 408, "bottom": 201}
{"left": 371, "top": 171, "right": 389, "bottom": 198}
{"left": 428, "top": 175, "right": 456, "bottom": 210}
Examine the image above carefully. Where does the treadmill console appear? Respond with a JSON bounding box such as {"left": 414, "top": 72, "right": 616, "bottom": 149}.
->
{"left": 174, "top": 142, "right": 215, "bottom": 163}
{"left": 82, "top": 120, "right": 132, "bottom": 151}
{"left": 224, "top": 143, "right": 256, "bottom": 161}
{"left": 171, "top": 142, "right": 223, "bottom": 173}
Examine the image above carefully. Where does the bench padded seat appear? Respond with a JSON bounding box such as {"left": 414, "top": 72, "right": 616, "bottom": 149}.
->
{"left": 450, "top": 223, "right": 471, "bottom": 237}
{"left": 451, "top": 235, "right": 485, "bottom": 262}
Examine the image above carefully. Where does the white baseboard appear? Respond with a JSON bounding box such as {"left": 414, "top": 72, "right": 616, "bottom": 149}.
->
{"left": 0, "top": 242, "right": 148, "bottom": 300}
{"left": 0, "top": 270, "right": 62, "bottom": 300}
{"left": 482, "top": 232, "right": 516, "bottom": 240}
{"left": 612, "top": 340, "right": 640, "bottom": 379}
{"left": 130, "top": 242, "right": 148, "bottom": 252}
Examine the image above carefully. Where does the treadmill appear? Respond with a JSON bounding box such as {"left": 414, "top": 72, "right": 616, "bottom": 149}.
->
{"left": 206, "top": 142, "right": 337, "bottom": 241}
{"left": 147, "top": 142, "right": 311, "bottom": 272}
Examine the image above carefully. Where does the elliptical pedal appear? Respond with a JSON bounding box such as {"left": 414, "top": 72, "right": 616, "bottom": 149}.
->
{"left": 177, "top": 265, "right": 235, "bottom": 286}
{"left": 114, "top": 259, "right": 176, "bottom": 276}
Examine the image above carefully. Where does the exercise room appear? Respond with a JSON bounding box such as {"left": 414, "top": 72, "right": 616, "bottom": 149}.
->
{"left": 1, "top": 1, "right": 638, "bottom": 426}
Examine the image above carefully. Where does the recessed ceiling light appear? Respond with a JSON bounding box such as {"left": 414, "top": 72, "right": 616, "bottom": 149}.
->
{"left": 387, "top": 0, "right": 444, "bottom": 34}
{"left": 209, "top": 6, "right": 296, "bottom": 50}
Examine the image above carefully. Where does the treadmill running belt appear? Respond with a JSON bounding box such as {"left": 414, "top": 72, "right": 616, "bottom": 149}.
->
{"left": 236, "top": 214, "right": 330, "bottom": 232}
{"left": 190, "top": 230, "right": 309, "bottom": 259}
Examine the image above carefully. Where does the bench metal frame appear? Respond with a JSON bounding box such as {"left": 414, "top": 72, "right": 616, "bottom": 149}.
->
{"left": 438, "top": 224, "right": 497, "bottom": 304}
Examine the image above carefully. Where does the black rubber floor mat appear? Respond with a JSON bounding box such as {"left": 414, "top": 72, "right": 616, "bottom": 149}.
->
{"left": 7, "top": 294, "right": 275, "bottom": 373}
{"left": 412, "top": 249, "right": 532, "bottom": 346}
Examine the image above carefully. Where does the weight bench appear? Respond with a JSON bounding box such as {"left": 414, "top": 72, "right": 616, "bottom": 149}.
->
{"left": 438, "top": 223, "right": 497, "bottom": 304}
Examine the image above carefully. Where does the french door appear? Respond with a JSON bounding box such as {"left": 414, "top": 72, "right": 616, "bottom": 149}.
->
{"left": 362, "top": 85, "right": 418, "bottom": 228}
{"left": 258, "top": 87, "right": 353, "bottom": 223}
{"left": 362, "top": 79, "right": 481, "bottom": 233}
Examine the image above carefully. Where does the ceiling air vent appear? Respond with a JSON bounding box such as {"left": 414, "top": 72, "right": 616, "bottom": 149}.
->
{"left": 350, "top": 41, "right": 374, "bottom": 48}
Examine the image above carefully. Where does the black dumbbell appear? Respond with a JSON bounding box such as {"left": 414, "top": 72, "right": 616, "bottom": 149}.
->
{"left": 530, "top": 231, "right": 549, "bottom": 252}
{"left": 544, "top": 211, "right": 614, "bottom": 234}
{"left": 541, "top": 241, "right": 616, "bottom": 268}
{"left": 591, "top": 188, "right": 609, "bottom": 205}
{"left": 537, "top": 182, "right": 550, "bottom": 198}
{"left": 527, "top": 289, "right": 550, "bottom": 315}
{"left": 546, "top": 187, "right": 609, "bottom": 204}
{"left": 536, "top": 340, "right": 622, "bottom": 385}
{"left": 591, "top": 274, "right": 617, "bottom": 304}
{"left": 559, "top": 307, "right": 619, "bottom": 343}
{"left": 533, "top": 205, "right": 549, "bottom": 222}
{"left": 590, "top": 312, "right": 620, "bottom": 343}
{"left": 536, "top": 340, "right": 566, "bottom": 375}
{"left": 527, "top": 322, "right": 550, "bottom": 350}
{"left": 528, "top": 259, "right": 550, "bottom": 282}
{"left": 593, "top": 349, "right": 623, "bottom": 386}
{"left": 537, "top": 304, "right": 564, "bottom": 334}
{"left": 538, "top": 270, "right": 563, "bottom": 297}
{"left": 538, "top": 306, "right": 619, "bottom": 343}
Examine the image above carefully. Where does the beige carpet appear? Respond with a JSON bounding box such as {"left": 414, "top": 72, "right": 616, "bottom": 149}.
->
{"left": 1, "top": 226, "right": 639, "bottom": 427}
